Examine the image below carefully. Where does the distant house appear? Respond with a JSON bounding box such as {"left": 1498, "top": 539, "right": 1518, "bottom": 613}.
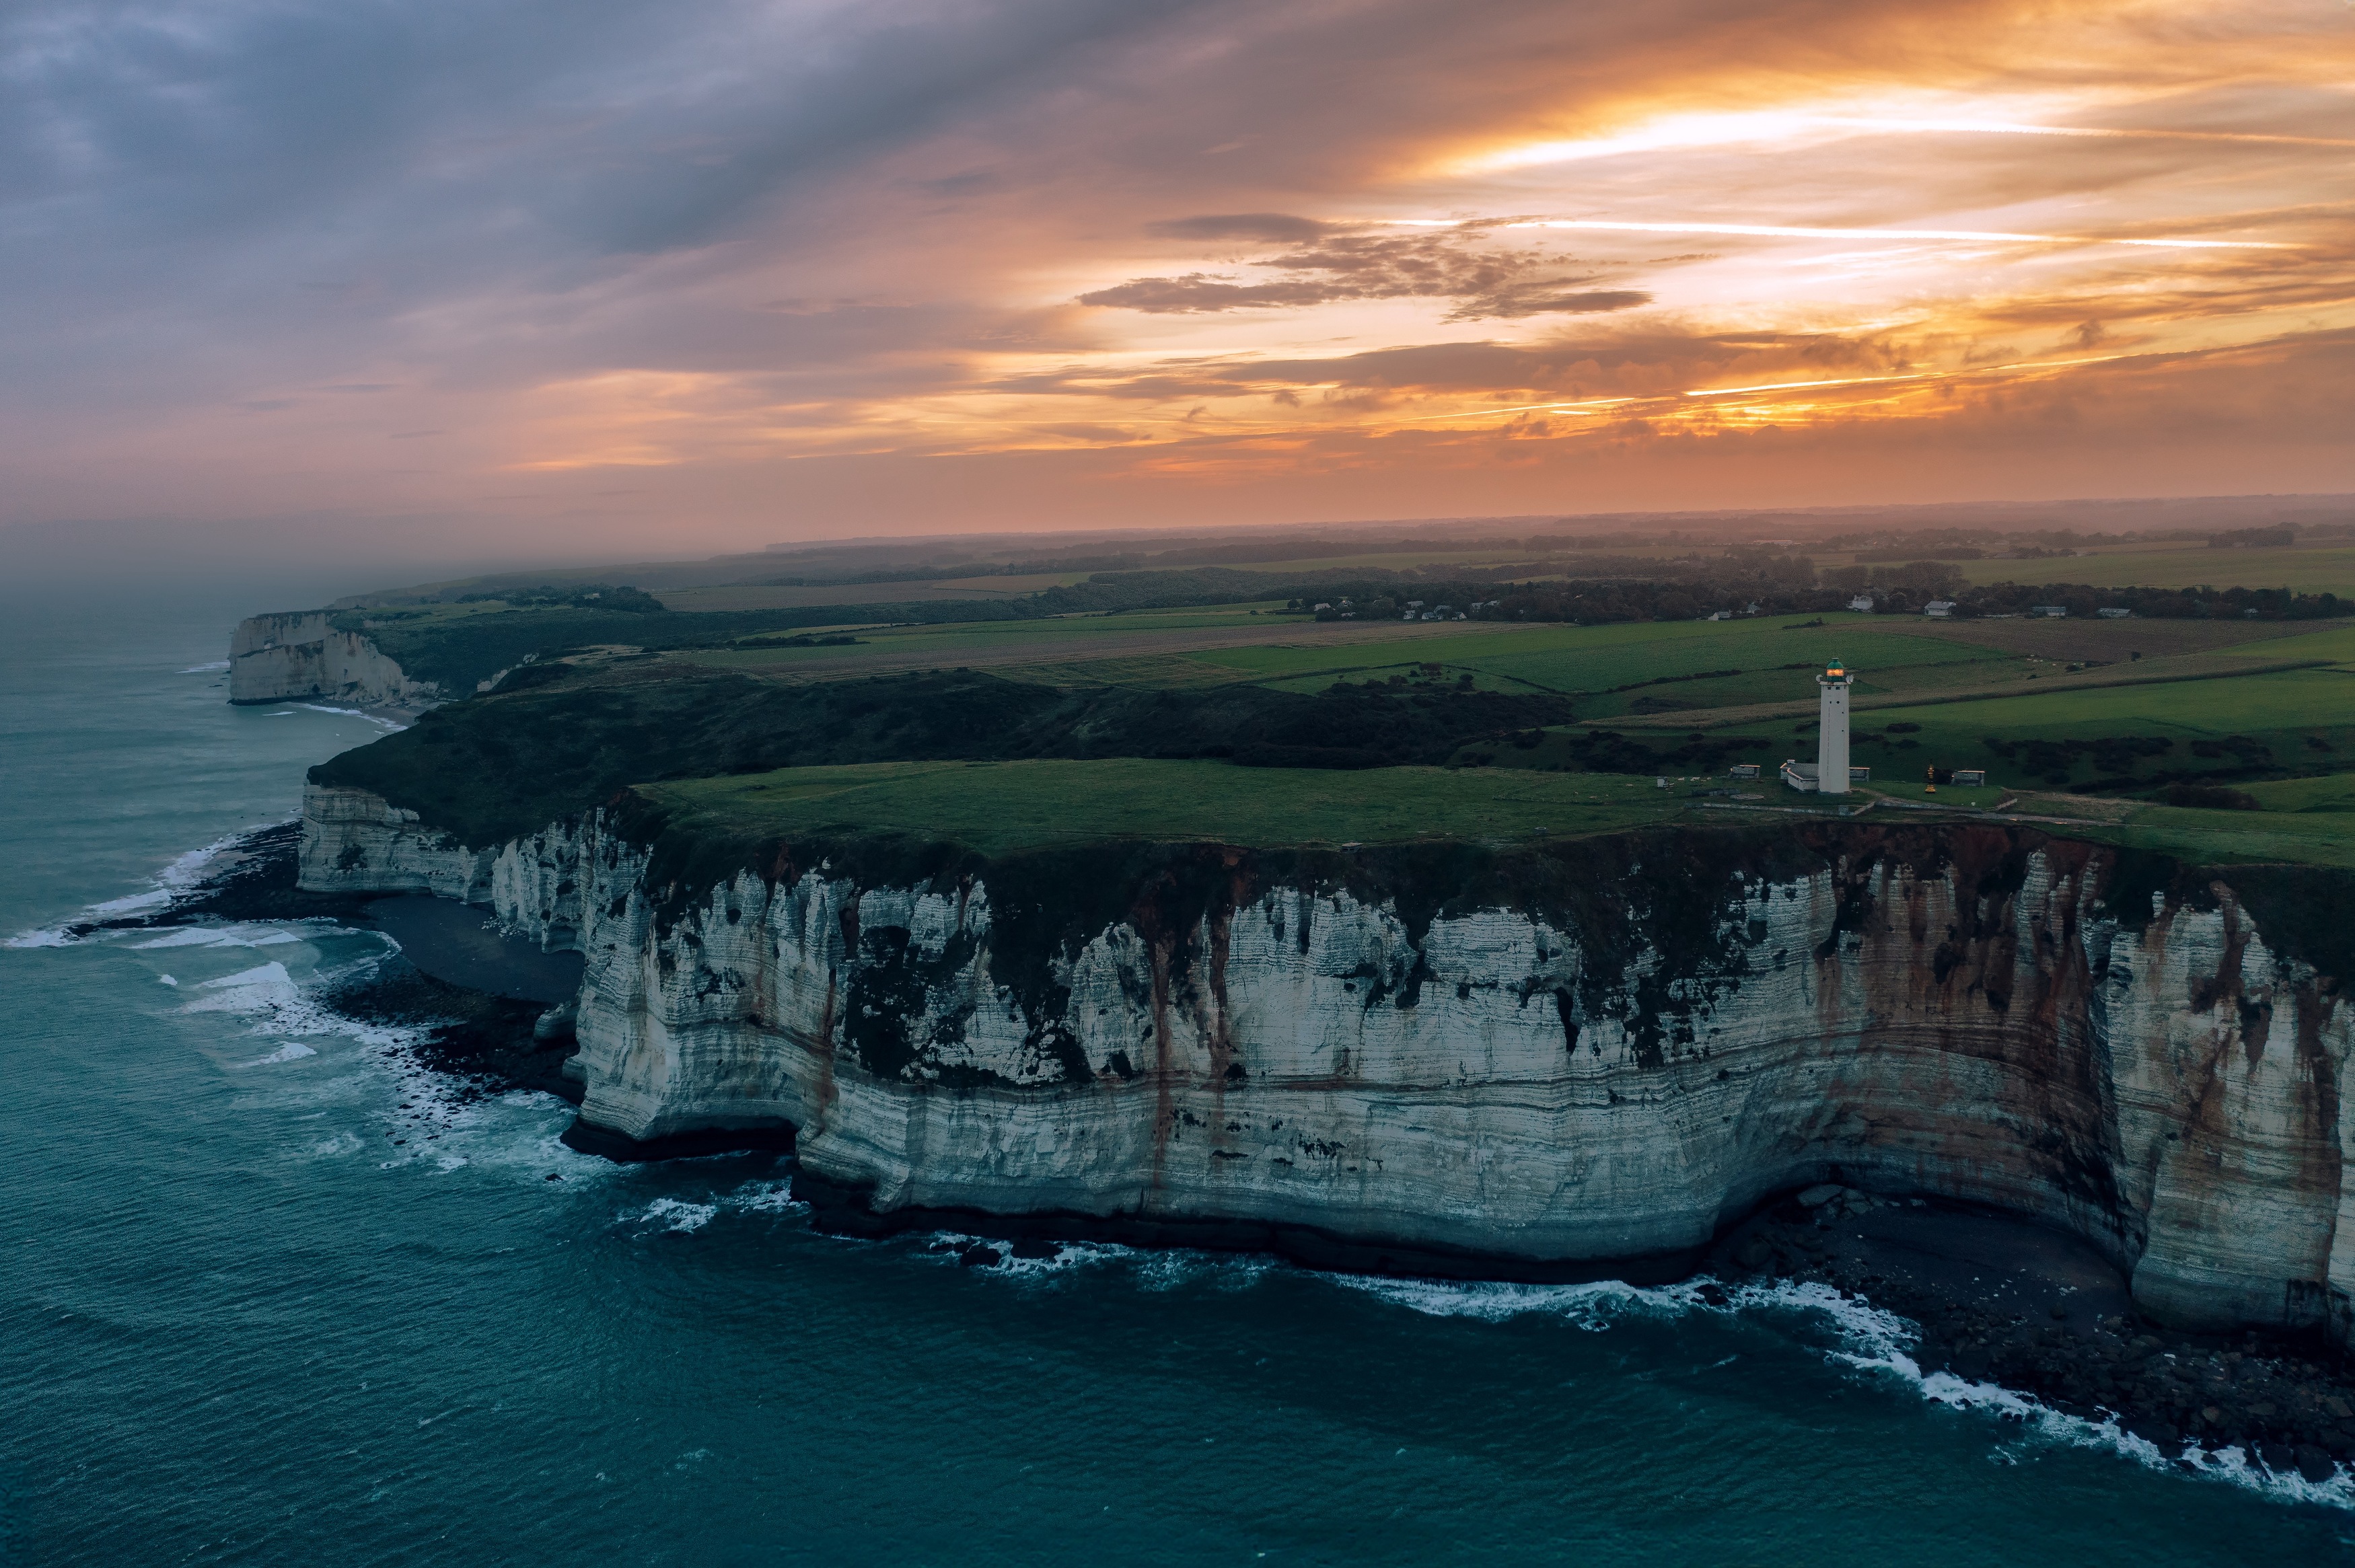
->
{"left": 1780, "top": 759, "right": 1819, "bottom": 791}
{"left": 2097, "top": 607, "right": 2132, "bottom": 619}
{"left": 1955, "top": 768, "right": 1988, "bottom": 786}
{"left": 1729, "top": 763, "right": 1761, "bottom": 780}
{"left": 1847, "top": 595, "right": 1876, "bottom": 612}
{"left": 1848, "top": 765, "right": 1871, "bottom": 782}
{"left": 1923, "top": 600, "right": 1957, "bottom": 618}
{"left": 1707, "top": 610, "right": 1731, "bottom": 621}
{"left": 2031, "top": 605, "right": 2068, "bottom": 618}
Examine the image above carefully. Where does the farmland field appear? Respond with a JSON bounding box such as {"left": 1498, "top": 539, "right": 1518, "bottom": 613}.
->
{"left": 1796, "top": 666, "right": 2355, "bottom": 792}
{"left": 1949, "top": 542, "right": 2355, "bottom": 597}
{"left": 318, "top": 539, "right": 2355, "bottom": 873}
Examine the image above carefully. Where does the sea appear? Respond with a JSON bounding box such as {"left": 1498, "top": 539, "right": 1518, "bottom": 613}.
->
{"left": 2, "top": 580, "right": 2350, "bottom": 1567}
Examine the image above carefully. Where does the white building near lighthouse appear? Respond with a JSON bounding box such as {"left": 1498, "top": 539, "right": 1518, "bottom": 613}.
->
{"left": 1780, "top": 660, "right": 1861, "bottom": 793}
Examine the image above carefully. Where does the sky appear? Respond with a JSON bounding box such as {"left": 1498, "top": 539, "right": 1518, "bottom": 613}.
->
{"left": 4, "top": 0, "right": 2352, "bottom": 565}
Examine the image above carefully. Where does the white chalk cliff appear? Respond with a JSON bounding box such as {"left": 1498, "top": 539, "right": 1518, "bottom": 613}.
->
{"left": 299, "top": 781, "right": 2354, "bottom": 1341}
{"left": 230, "top": 612, "right": 438, "bottom": 710}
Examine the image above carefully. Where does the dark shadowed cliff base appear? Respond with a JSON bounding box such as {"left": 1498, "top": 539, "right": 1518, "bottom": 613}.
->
{"left": 154, "top": 833, "right": 2355, "bottom": 1481}
{"left": 255, "top": 801, "right": 2355, "bottom": 1485}
{"left": 774, "top": 1160, "right": 2355, "bottom": 1481}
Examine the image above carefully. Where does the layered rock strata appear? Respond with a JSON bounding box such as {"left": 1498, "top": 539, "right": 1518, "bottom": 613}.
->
{"left": 297, "top": 782, "right": 2354, "bottom": 1341}
{"left": 229, "top": 611, "right": 437, "bottom": 710}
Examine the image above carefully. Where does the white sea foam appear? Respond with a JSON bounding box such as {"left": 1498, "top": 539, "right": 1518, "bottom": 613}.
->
{"left": 133, "top": 924, "right": 299, "bottom": 950}
{"left": 160, "top": 926, "right": 608, "bottom": 1192}
{"left": 5, "top": 827, "right": 279, "bottom": 948}
{"left": 179, "top": 660, "right": 231, "bottom": 673}
{"left": 236, "top": 1041, "right": 319, "bottom": 1067}
{"left": 1337, "top": 1273, "right": 1702, "bottom": 1328}
{"left": 630, "top": 1198, "right": 717, "bottom": 1234}
{"left": 191, "top": 960, "right": 299, "bottom": 999}
{"left": 298, "top": 703, "right": 406, "bottom": 733}
{"left": 729, "top": 1179, "right": 807, "bottom": 1216}
{"left": 1332, "top": 1269, "right": 2353, "bottom": 1509}
{"left": 159, "top": 974, "right": 178, "bottom": 986}
{"left": 997, "top": 1240, "right": 1137, "bottom": 1279}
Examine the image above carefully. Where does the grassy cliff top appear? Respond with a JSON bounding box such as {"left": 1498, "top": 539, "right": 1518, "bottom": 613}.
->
{"left": 632, "top": 759, "right": 1692, "bottom": 859}
{"left": 630, "top": 758, "right": 2355, "bottom": 869}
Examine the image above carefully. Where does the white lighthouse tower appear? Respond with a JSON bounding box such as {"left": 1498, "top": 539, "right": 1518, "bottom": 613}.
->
{"left": 1815, "top": 660, "right": 1853, "bottom": 794}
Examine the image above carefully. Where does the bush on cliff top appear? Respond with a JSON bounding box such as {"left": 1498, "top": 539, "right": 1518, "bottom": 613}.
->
{"left": 309, "top": 668, "right": 1595, "bottom": 845}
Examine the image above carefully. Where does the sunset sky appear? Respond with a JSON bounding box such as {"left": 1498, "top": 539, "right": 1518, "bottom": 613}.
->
{"left": 5, "top": 0, "right": 2352, "bottom": 559}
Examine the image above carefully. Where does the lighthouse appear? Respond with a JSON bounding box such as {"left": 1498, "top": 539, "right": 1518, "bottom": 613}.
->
{"left": 1815, "top": 660, "right": 1853, "bottom": 794}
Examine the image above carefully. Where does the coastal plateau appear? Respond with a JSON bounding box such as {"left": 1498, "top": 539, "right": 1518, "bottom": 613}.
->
{"left": 293, "top": 778, "right": 2355, "bottom": 1353}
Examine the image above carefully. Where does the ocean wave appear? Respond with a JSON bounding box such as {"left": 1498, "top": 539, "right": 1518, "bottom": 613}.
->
{"left": 5, "top": 825, "right": 287, "bottom": 948}
{"left": 929, "top": 1243, "right": 2351, "bottom": 1507}
{"left": 729, "top": 1179, "right": 807, "bottom": 1216}
{"left": 1336, "top": 1269, "right": 2353, "bottom": 1510}
{"left": 133, "top": 924, "right": 301, "bottom": 950}
{"left": 297, "top": 703, "right": 406, "bottom": 733}
{"left": 235, "top": 1041, "right": 320, "bottom": 1067}
{"left": 179, "top": 660, "right": 230, "bottom": 673}
{"left": 159, "top": 928, "right": 607, "bottom": 1191}
{"left": 628, "top": 1197, "right": 719, "bottom": 1234}
{"left": 1336, "top": 1272, "right": 1703, "bottom": 1329}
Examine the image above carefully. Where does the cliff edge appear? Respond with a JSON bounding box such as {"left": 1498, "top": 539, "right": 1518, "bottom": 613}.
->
{"left": 229, "top": 611, "right": 438, "bottom": 710}
{"left": 296, "top": 780, "right": 2355, "bottom": 1345}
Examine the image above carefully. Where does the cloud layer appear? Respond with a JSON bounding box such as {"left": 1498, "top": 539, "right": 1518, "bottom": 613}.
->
{"left": 3, "top": 0, "right": 2351, "bottom": 553}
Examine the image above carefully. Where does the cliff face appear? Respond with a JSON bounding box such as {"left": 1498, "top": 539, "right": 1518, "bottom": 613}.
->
{"left": 297, "top": 782, "right": 2354, "bottom": 1339}
{"left": 229, "top": 612, "right": 438, "bottom": 710}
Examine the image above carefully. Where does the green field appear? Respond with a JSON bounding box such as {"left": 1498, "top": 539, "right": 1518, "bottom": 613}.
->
{"left": 640, "top": 759, "right": 1688, "bottom": 858}
{"left": 2070, "top": 799, "right": 2355, "bottom": 872}
{"left": 314, "top": 540, "right": 2355, "bottom": 874}
{"left": 1808, "top": 667, "right": 2355, "bottom": 792}
{"left": 1187, "top": 613, "right": 2001, "bottom": 694}
{"left": 636, "top": 756, "right": 2355, "bottom": 869}
{"left": 1952, "top": 543, "right": 2355, "bottom": 597}
{"left": 686, "top": 601, "right": 1307, "bottom": 675}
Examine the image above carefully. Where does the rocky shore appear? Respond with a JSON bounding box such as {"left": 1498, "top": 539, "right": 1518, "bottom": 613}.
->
{"left": 104, "top": 825, "right": 2355, "bottom": 1487}
{"left": 86, "top": 825, "right": 579, "bottom": 1103}
{"left": 1712, "top": 1183, "right": 2355, "bottom": 1483}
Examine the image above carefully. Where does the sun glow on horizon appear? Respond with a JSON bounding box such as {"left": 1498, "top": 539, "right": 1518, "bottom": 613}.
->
{"left": 254, "top": 2, "right": 2355, "bottom": 505}
{"left": 1450, "top": 106, "right": 2355, "bottom": 174}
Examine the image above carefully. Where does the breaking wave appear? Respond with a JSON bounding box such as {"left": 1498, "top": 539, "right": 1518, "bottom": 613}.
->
{"left": 5, "top": 825, "right": 287, "bottom": 948}
{"left": 297, "top": 702, "right": 406, "bottom": 733}
{"left": 1336, "top": 1269, "right": 2355, "bottom": 1511}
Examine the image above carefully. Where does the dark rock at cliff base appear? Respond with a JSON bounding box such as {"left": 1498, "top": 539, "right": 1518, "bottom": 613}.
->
{"left": 1713, "top": 1196, "right": 2355, "bottom": 1468}
{"left": 558, "top": 1121, "right": 795, "bottom": 1162}
{"left": 363, "top": 894, "right": 583, "bottom": 1004}
{"left": 320, "top": 955, "right": 582, "bottom": 1104}
{"left": 81, "top": 822, "right": 386, "bottom": 937}
{"left": 960, "top": 1244, "right": 1004, "bottom": 1269}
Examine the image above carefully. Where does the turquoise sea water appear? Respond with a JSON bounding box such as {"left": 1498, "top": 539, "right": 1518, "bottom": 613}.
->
{"left": 3, "top": 585, "right": 2352, "bottom": 1566}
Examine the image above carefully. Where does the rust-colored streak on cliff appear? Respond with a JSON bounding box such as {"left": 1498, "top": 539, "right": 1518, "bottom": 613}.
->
{"left": 295, "top": 791, "right": 2355, "bottom": 1339}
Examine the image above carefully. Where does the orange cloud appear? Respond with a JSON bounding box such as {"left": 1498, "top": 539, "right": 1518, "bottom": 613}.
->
{"left": 6, "top": 0, "right": 2352, "bottom": 551}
